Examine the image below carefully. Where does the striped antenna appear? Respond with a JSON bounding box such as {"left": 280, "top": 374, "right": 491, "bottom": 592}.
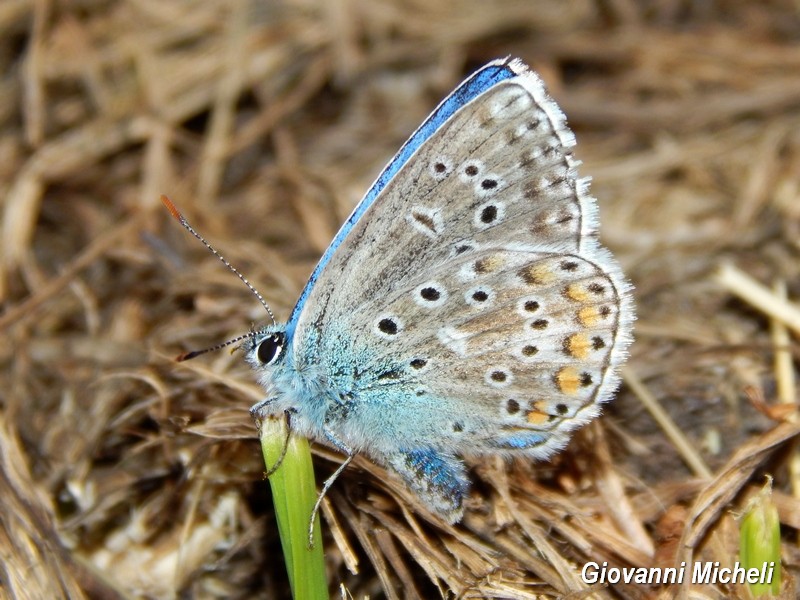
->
{"left": 161, "top": 195, "right": 276, "bottom": 326}
{"left": 175, "top": 330, "right": 261, "bottom": 362}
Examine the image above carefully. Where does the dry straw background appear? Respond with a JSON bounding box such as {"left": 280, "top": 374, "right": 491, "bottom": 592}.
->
{"left": 2, "top": 1, "right": 800, "bottom": 599}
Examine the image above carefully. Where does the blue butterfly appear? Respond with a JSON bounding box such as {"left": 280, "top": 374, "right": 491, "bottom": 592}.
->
{"left": 240, "top": 57, "right": 634, "bottom": 524}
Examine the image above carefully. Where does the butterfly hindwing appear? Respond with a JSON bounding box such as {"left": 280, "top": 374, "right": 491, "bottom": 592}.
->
{"left": 357, "top": 248, "right": 626, "bottom": 453}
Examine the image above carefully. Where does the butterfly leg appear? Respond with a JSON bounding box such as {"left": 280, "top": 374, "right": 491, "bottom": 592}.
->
{"left": 307, "top": 451, "right": 354, "bottom": 547}
{"left": 249, "top": 398, "right": 292, "bottom": 470}
{"left": 305, "top": 428, "right": 356, "bottom": 547}
{"left": 253, "top": 410, "right": 295, "bottom": 478}
{"left": 249, "top": 396, "right": 274, "bottom": 421}
{"left": 386, "top": 449, "right": 469, "bottom": 523}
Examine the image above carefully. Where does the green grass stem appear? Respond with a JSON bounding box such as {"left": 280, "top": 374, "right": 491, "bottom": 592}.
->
{"left": 258, "top": 417, "right": 327, "bottom": 600}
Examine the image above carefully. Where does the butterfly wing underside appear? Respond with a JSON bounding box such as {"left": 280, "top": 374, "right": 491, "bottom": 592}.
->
{"left": 288, "top": 59, "right": 633, "bottom": 520}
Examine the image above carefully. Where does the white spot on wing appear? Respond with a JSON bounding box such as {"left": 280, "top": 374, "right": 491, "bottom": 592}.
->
{"left": 488, "top": 87, "right": 533, "bottom": 119}
{"left": 437, "top": 326, "right": 469, "bottom": 355}
{"left": 458, "top": 261, "right": 478, "bottom": 282}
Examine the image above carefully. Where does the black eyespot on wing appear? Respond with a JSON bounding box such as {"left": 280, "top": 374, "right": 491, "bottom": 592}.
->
{"left": 524, "top": 300, "right": 539, "bottom": 312}
{"left": 420, "top": 287, "right": 441, "bottom": 301}
{"left": 410, "top": 358, "right": 427, "bottom": 369}
{"left": 480, "top": 205, "right": 498, "bottom": 223}
{"left": 588, "top": 282, "right": 606, "bottom": 295}
{"left": 560, "top": 260, "right": 579, "bottom": 271}
{"left": 257, "top": 333, "right": 284, "bottom": 365}
{"left": 378, "top": 318, "right": 399, "bottom": 335}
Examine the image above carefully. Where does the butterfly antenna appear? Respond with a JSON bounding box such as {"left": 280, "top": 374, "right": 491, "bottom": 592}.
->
{"left": 175, "top": 330, "right": 260, "bottom": 362}
{"left": 161, "top": 195, "right": 276, "bottom": 326}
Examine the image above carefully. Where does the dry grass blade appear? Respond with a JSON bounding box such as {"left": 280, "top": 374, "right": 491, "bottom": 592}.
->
{"left": 679, "top": 421, "right": 800, "bottom": 555}
{"left": 0, "top": 414, "right": 126, "bottom": 600}
{"left": 716, "top": 264, "right": 800, "bottom": 337}
{"left": 623, "top": 367, "right": 713, "bottom": 480}
{"left": 0, "top": 212, "right": 148, "bottom": 331}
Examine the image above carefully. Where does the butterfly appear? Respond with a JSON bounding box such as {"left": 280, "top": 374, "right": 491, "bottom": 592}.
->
{"left": 178, "top": 57, "right": 634, "bottom": 527}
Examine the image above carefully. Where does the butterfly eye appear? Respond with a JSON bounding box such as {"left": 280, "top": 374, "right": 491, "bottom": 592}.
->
{"left": 257, "top": 333, "right": 284, "bottom": 365}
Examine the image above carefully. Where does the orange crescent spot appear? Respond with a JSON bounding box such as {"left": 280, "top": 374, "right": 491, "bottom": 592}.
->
{"left": 565, "top": 283, "right": 590, "bottom": 303}
{"left": 526, "top": 410, "right": 549, "bottom": 425}
{"left": 566, "top": 333, "right": 591, "bottom": 359}
{"left": 555, "top": 366, "right": 580, "bottom": 395}
{"left": 578, "top": 306, "right": 600, "bottom": 327}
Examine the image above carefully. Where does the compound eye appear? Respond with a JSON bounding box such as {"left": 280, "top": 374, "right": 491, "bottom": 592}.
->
{"left": 256, "top": 333, "right": 284, "bottom": 365}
